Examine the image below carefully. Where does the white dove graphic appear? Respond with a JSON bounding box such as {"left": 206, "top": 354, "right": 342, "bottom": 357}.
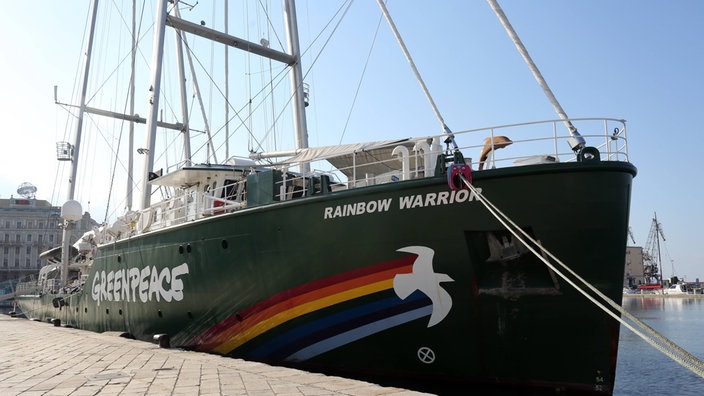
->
{"left": 393, "top": 246, "right": 454, "bottom": 327}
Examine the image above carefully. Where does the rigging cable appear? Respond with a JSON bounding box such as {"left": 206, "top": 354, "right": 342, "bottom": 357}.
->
{"left": 458, "top": 174, "right": 704, "bottom": 379}
{"left": 247, "top": 0, "right": 355, "bottom": 154}
{"left": 204, "top": 0, "right": 355, "bottom": 157}
{"left": 177, "top": 32, "right": 288, "bottom": 159}
{"left": 248, "top": 0, "right": 356, "bottom": 154}
{"left": 164, "top": 0, "right": 354, "bottom": 160}
{"left": 173, "top": 5, "right": 218, "bottom": 164}
{"left": 486, "top": 0, "right": 585, "bottom": 151}
{"left": 376, "top": 0, "right": 457, "bottom": 149}
{"left": 338, "top": 11, "right": 384, "bottom": 145}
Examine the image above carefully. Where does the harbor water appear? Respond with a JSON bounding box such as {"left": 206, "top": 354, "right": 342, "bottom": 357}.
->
{"left": 614, "top": 297, "right": 704, "bottom": 395}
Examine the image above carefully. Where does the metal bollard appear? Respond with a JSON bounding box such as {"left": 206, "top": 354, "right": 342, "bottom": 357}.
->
{"left": 153, "top": 334, "right": 170, "bottom": 348}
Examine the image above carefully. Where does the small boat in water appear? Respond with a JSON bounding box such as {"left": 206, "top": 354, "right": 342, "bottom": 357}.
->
{"left": 663, "top": 282, "right": 691, "bottom": 295}
{"left": 16, "top": 1, "right": 636, "bottom": 394}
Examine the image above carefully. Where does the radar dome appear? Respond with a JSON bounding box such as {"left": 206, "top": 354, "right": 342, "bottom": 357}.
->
{"left": 61, "top": 200, "right": 83, "bottom": 221}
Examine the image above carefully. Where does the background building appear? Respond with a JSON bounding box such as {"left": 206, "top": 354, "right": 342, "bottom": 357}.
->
{"left": 0, "top": 196, "right": 96, "bottom": 283}
{"left": 624, "top": 246, "right": 645, "bottom": 288}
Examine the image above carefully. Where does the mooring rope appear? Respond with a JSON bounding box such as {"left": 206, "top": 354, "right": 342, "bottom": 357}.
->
{"left": 458, "top": 174, "right": 704, "bottom": 378}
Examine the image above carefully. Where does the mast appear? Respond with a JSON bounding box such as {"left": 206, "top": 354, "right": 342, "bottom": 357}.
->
{"left": 283, "top": 0, "right": 310, "bottom": 174}
{"left": 224, "top": 0, "right": 230, "bottom": 160}
{"left": 173, "top": 4, "right": 192, "bottom": 165}
{"left": 60, "top": 0, "right": 100, "bottom": 288}
{"left": 137, "top": 0, "right": 306, "bottom": 207}
{"left": 67, "top": 1, "right": 99, "bottom": 201}
{"left": 182, "top": 37, "right": 218, "bottom": 164}
{"left": 171, "top": 3, "right": 217, "bottom": 164}
{"left": 61, "top": 0, "right": 98, "bottom": 287}
{"left": 127, "top": 0, "right": 136, "bottom": 211}
{"left": 140, "top": 0, "right": 169, "bottom": 209}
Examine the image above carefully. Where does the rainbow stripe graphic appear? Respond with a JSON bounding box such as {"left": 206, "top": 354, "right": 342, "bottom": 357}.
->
{"left": 188, "top": 255, "right": 433, "bottom": 361}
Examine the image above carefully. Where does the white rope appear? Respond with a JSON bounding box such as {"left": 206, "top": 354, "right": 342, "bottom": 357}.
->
{"left": 458, "top": 174, "right": 704, "bottom": 378}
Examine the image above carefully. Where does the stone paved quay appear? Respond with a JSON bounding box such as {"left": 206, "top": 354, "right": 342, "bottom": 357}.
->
{"left": 0, "top": 314, "right": 428, "bottom": 396}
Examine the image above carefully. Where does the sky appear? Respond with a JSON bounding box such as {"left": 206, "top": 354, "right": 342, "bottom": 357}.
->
{"left": 0, "top": 0, "right": 703, "bottom": 284}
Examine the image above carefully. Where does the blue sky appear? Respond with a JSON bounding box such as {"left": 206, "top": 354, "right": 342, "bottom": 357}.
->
{"left": 0, "top": 1, "right": 702, "bottom": 282}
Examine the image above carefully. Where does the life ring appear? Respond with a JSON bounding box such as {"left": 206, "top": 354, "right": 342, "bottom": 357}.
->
{"left": 213, "top": 199, "right": 225, "bottom": 215}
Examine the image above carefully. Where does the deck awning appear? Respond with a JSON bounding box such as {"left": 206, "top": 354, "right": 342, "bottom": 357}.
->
{"left": 275, "top": 139, "right": 426, "bottom": 177}
{"left": 39, "top": 245, "right": 78, "bottom": 265}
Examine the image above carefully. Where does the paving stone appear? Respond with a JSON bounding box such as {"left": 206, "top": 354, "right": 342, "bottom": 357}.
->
{"left": 0, "top": 314, "right": 428, "bottom": 395}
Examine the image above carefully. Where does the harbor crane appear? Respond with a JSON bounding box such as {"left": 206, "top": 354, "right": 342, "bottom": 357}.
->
{"left": 642, "top": 212, "right": 667, "bottom": 285}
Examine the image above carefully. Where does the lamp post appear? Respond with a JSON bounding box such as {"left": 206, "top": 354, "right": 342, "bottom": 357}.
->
{"left": 60, "top": 200, "right": 82, "bottom": 289}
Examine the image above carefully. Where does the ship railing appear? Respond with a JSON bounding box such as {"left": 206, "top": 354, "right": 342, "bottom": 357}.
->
{"left": 140, "top": 179, "right": 248, "bottom": 232}
{"left": 128, "top": 119, "right": 627, "bottom": 231}
{"left": 289, "top": 118, "right": 628, "bottom": 190}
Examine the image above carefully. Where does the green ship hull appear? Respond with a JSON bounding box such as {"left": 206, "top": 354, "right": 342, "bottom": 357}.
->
{"left": 18, "top": 160, "right": 636, "bottom": 394}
